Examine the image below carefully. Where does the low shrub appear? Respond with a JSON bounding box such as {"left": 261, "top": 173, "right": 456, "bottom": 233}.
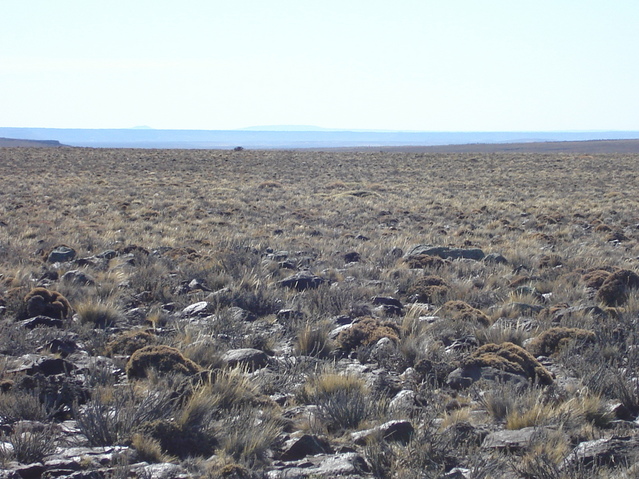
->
{"left": 462, "top": 342, "right": 554, "bottom": 385}
{"left": 23, "top": 287, "right": 71, "bottom": 319}
{"left": 438, "top": 300, "right": 491, "bottom": 327}
{"left": 336, "top": 317, "right": 400, "bottom": 353}
{"left": 126, "top": 345, "right": 202, "bottom": 379}
{"left": 527, "top": 327, "right": 596, "bottom": 357}
{"left": 0, "top": 422, "right": 57, "bottom": 464}
{"left": 75, "top": 385, "right": 175, "bottom": 447}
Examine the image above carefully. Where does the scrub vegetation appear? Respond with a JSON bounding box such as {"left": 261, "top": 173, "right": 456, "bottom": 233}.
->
{"left": 1, "top": 146, "right": 639, "bottom": 477}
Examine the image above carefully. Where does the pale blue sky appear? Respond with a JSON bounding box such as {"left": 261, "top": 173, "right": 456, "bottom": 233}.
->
{"left": 1, "top": 1, "right": 638, "bottom": 131}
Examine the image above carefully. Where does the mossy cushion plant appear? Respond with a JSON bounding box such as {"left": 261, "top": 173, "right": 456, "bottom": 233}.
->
{"left": 23, "top": 287, "right": 71, "bottom": 319}
{"left": 526, "top": 327, "right": 596, "bottom": 357}
{"left": 105, "top": 329, "right": 157, "bottom": 357}
{"left": 406, "top": 275, "right": 450, "bottom": 303}
{"left": 126, "top": 345, "right": 202, "bottom": 379}
{"left": 439, "top": 300, "right": 491, "bottom": 327}
{"left": 336, "top": 317, "right": 400, "bottom": 353}
{"left": 596, "top": 269, "right": 639, "bottom": 306}
{"left": 462, "top": 342, "right": 554, "bottom": 385}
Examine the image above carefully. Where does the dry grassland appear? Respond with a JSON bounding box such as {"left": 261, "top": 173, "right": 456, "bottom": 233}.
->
{"left": 1, "top": 147, "right": 639, "bottom": 478}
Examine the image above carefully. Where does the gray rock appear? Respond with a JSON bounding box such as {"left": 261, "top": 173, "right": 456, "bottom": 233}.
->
{"left": 47, "top": 246, "right": 77, "bottom": 263}
{"left": 228, "top": 306, "right": 258, "bottom": 322}
{"left": 279, "top": 434, "right": 332, "bottom": 461}
{"left": 181, "top": 301, "right": 213, "bottom": 317}
{"left": 130, "top": 463, "right": 190, "bottom": 479}
{"left": 371, "top": 296, "right": 403, "bottom": 309}
{"left": 222, "top": 348, "right": 269, "bottom": 370}
{"left": 268, "top": 452, "right": 370, "bottom": 478}
{"left": 482, "top": 427, "right": 538, "bottom": 450}
{"left": 278, "top": 271, "right": 327, "bottom": 291}
{"left": 14, "top": 463, "right": 44, "bottom": 479}
{"left": 61, "top": 270, "right": 95, "bottom": 286}
{"left": 351, "top": 420, "right": 414, "bottom": 445}
{"left": 30, "top": 357, "right": 76, "bottom": 376}
{"left": 36, "top": 338, "right": 78, "bottom": 357}
{"left": 96, "top": 250, "right": 117, "bottom": 259}
{"left": 405, "top": 245, "right": 485, "bottom": 261}
{"left": 483, "top": 252, "right": 508, "bottom": 264}
{"left": 43, "top": 446, "right": 135, "bottom": 469}
{"left": 447, "top": 366, "right": 529, "bottom": 390}
{"left": 277, "top": 309, "right": 305, "bottom": 321}
{"left": 20, "top": 315, "right": 64, "bottom": 329}
{"left": 188, "top": 278, "right": 212, "bottom": 292}
{"left": 564, "top": 435, "right": 639, "bottom": 469}
{"left": 389, "top": 390, "right": 417, "bottom": 412}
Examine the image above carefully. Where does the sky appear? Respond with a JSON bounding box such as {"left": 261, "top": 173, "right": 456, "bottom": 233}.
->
{"left": 1, "top": 1, "right": 638, "bottom": 131}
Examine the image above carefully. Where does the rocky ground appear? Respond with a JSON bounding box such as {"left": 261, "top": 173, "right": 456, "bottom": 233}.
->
{"left": 1, "top": 147, "right": 639, "bottom": 478}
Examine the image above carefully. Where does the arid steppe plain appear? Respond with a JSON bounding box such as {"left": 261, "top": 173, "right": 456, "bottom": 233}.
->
{"left": 1, "top": 145, "right": 639, "bottom": 478}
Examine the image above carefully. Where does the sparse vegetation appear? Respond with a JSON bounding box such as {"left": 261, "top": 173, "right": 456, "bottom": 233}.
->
{"left": 1, "top": 146, "right": 639, "bottom": 477}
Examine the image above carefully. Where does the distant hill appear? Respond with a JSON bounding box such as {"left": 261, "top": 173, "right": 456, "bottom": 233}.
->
{"left": 0, "top": 127, "right": 638, "bottom": 150}
{"left": 331, "top": 139, "right": 639, "bottom": 154}
{"left": 0, "top": 137, "right": 65, "bottom": 147}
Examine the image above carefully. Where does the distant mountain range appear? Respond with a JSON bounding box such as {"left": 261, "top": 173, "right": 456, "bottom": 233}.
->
{"left": 0, "top": 127, "right": 638, "bottom": 149}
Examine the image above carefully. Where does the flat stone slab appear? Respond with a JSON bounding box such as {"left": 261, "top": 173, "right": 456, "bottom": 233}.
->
{"left": 405, "top": 245, "right": 485, "bottom": 261}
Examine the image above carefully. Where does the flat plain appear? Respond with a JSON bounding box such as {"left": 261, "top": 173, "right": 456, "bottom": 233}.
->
{"left": 1, "top": 146, "right": 639, "bottom": 478}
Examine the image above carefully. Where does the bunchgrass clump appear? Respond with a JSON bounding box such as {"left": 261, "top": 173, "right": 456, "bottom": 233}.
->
{"left": 297, "top": 372, "right": 372, "bottom": 432}
{"left": 75, "top": 299, "right": 121, "bottom": 328}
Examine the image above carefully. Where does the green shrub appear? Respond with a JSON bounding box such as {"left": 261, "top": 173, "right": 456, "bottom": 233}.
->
{"left": 126, "top": 345, "right": 202, "bottom": 379}
{"left": 527, "top": 327, "right": 596, "bottom": 357}
{"left": 23, "top": 287, "right": 71, "bottom": 319}
{"left": 336, "top": 317, "right": 400, "bottom": 353}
